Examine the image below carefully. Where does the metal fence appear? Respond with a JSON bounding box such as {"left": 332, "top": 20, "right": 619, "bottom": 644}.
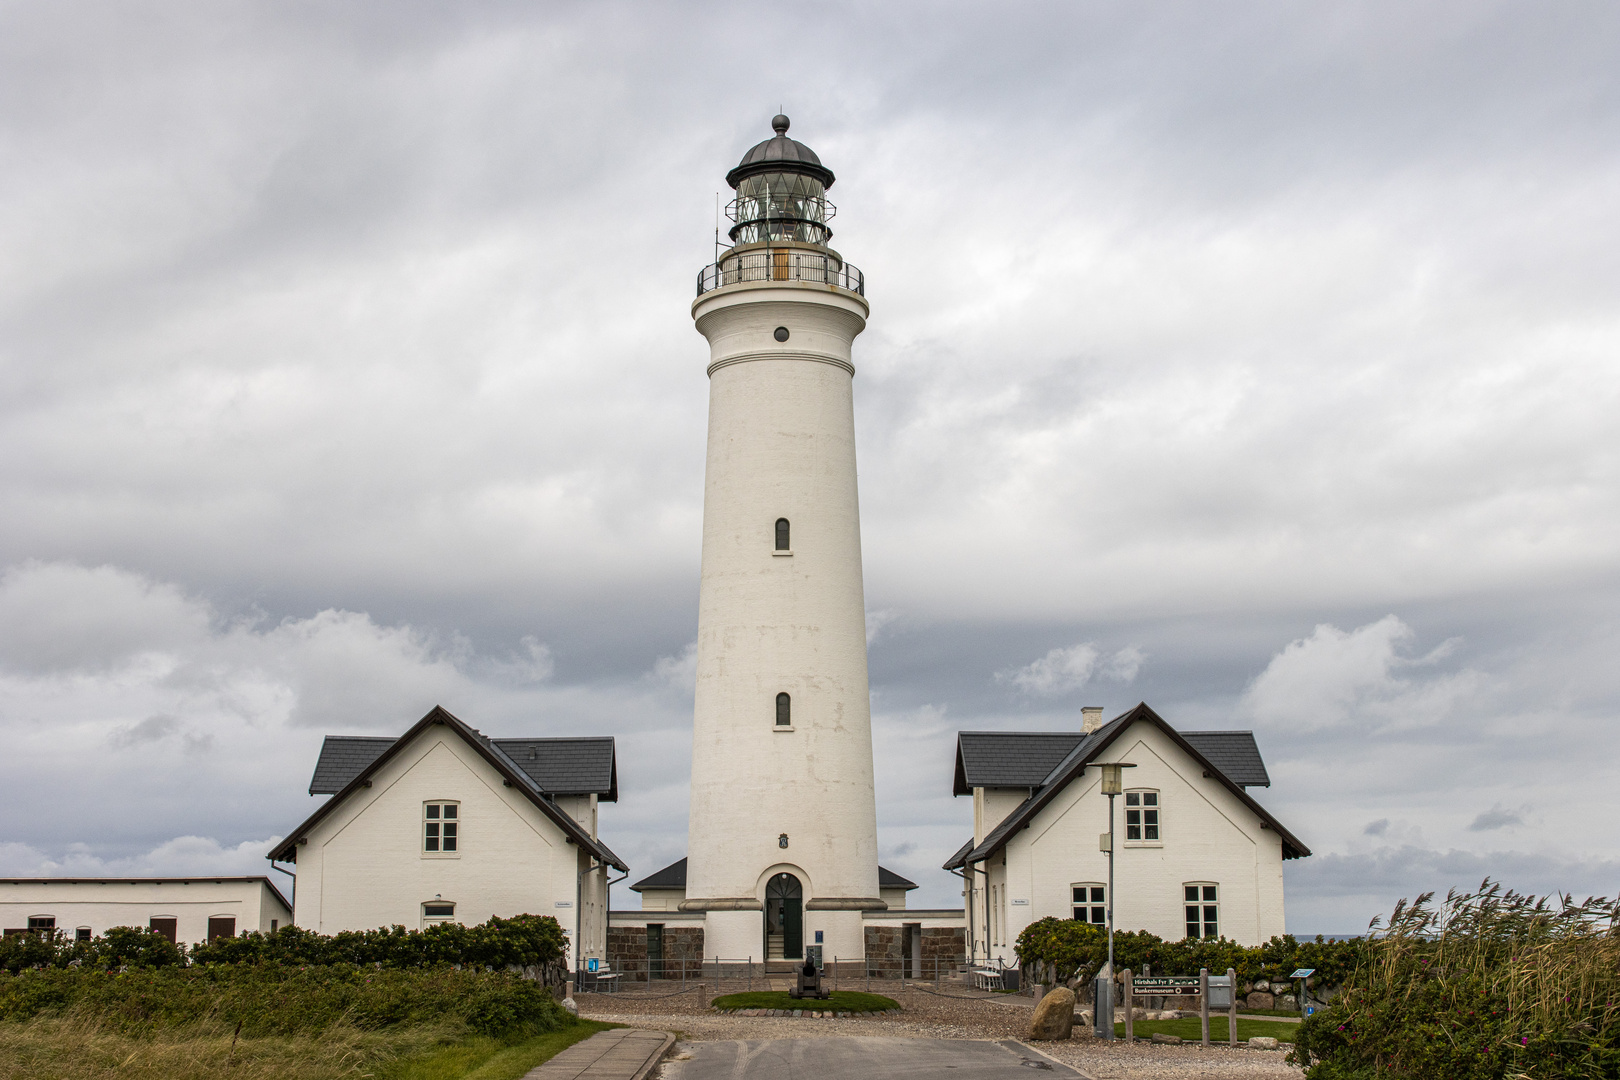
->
{"left": 578, "top": 955, "right": 1022, "bottom": 996}
{"left": 696, "top": 251, "right": 865, "bottom": 297}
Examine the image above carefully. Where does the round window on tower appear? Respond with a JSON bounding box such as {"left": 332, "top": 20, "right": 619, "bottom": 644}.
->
{"left": 773, "top": 326, "right": 790, "bottom": 342}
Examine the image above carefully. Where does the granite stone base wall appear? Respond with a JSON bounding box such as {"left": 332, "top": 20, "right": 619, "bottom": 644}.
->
{"left": 605, "top": 924, "right": 705, "bottom": 981}
{"left": 863, "top": 926, "right": 965, "bottom": 977}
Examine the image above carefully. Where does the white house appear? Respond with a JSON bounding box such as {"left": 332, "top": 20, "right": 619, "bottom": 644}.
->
{"left": 0, "top": 877, "right": 291, "bottom": 946}
{"left": 945, "top": 703, "right": 1310, "bottom": 962}
{"left": 268, "top": 705, "right": 627, "bottom": 969}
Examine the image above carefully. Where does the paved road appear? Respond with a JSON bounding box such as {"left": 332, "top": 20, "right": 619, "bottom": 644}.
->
{"left": 661, "top": 1037, "right": 1084, "bottom": 1079}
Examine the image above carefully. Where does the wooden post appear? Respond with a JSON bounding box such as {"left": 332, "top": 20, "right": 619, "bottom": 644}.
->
{"left": 1200, "top": 968, "right": 1210, "bottom": 1047}
{"left": 1227, "top": 967, "right": 1238, "bottom": 1047}
{"left": 1123, "top": 969, "right": 1134, "bottom": 1043}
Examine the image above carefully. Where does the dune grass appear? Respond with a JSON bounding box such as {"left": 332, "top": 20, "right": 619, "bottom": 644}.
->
{"left": 711, "top": 990, "right": 899, "bottom": 1013}
{"left": 0, "top": 1014, "right": 613, "bottom": 1080}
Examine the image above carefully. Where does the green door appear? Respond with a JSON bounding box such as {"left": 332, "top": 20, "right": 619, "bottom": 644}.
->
{"left": 766, "top": 873, "right": 804, "bottom": 960}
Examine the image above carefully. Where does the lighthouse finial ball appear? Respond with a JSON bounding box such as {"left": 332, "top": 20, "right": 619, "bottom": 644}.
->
{"left": 772, "top": 113, "right": 790, "bottom": 135}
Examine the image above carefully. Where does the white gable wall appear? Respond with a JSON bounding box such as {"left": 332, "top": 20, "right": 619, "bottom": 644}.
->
{"left": 288, "top": 725, "right": 603, "bottom": 966}
{"left": 976, "top": 719, "right": 1288, "bottom": 963}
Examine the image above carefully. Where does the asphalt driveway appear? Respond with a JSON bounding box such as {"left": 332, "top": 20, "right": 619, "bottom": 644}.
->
{"left": 661, "top": 1037, "right": 1083, "bottom": 1079}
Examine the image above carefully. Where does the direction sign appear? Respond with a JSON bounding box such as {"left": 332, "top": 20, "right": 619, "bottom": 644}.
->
{"left": 1290, "top": 968, "right": 1316, "bottom": 979}
{"left": 1131, "top": 976, "right": 1202, "bottom": 994}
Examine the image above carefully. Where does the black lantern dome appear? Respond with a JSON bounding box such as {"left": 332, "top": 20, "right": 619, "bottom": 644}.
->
{"left": 724, "top": 115, "right": 836, "bottom": 246}
{"left": 726, "top": 114, "right": 836, "bottom": 190}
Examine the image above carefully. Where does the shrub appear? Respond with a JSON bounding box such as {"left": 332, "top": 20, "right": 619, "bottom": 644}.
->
{"left": 1013, "top": 917, "right": 1362, "bottom": 989}
{"left": 1288, "top": 880, "right": 1620, "bottom": 1080}
{"left": 0, "top": 965, "right": 570, "bottom": 1038}
{"left": 0, "top": 926, "right": 183, "bottom": 974}
{"left": 0, "top": 913, "right": 566, "bottom": 976}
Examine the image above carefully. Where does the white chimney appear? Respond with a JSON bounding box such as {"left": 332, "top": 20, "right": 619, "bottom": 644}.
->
{"left": 1082, "top": 706, "right": 1104, "bottom": 734}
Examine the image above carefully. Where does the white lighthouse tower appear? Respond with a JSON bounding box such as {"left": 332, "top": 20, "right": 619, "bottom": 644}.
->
{"left": 683, "top": 116, "right": 880, "bottom": 963}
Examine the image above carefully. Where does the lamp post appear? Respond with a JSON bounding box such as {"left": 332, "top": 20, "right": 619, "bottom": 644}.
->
{"left": 1097, "top": 761, "right": 1136, "bottom": 1040}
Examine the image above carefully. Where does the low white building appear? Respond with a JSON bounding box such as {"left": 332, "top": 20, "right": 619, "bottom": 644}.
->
{"left": 0, "top": 877, "right": 291, "bottom": 945}
{"left": 945, "top": 703, "right": 1309, "bottom": 962}
{"left": 268, "top": 705, "right": 627, "bottom": 969}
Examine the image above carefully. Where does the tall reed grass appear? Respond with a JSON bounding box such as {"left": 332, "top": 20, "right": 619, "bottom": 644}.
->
{"left": 1291, "top": 879, "right": 1620, "bottom": 1079}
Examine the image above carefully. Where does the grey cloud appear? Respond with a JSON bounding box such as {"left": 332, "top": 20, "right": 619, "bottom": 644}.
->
{"left": 1363, "top": 819, "right": 1389, "bottom": 837}
{"left": 1468, "top": 804, "right": 1526, "bottom": 832}
{"left": 1, "top": 1, "right": 1618, "bottom": 921}
{"left": 109, "top": 715, "right": 180, "bottom": 748}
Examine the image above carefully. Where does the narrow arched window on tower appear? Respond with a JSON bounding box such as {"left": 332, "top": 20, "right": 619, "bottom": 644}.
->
{"left": 775, "top": 518, "right": 790, "bottom": 550}
{"left": 776, "top": 692, "right": 791, "bottom": 726}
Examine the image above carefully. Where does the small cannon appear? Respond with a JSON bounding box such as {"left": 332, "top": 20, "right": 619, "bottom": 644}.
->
{"left": 788, "top": 957, "right": 830, "bottom": 1000}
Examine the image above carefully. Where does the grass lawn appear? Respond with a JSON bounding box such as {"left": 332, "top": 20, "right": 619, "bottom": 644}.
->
{"left": 0, "top": 1016, "right": 614, "bottom": 1080}
{"left": 712, "top": 990, "right": 899, "bottom": 1013}
{"left": 389, "top": 1021, "right": 616, "bottom": 1080}
{"left": 1115, "top": 1016, "right": 1299, "bottom": 1044}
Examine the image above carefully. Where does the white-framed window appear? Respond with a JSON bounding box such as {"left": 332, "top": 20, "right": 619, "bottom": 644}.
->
{"left": 423, "top": 900, "right": 456, "bottom": 927}
{"left": 1125, "top": 790, "right": 1160, "bottom": 842}
{"left": 1184, "top": 883, "right": 1219, "bottom": 939}
{"left": 1072, "top": 883, "right": 1106, "bottom": 925}
{"left": 424, "top": 801, "right": 459, "bottom": 854}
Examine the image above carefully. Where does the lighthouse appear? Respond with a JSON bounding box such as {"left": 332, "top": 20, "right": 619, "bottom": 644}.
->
{"left": 683, "top": 115, "right": 880, "bottom": 963}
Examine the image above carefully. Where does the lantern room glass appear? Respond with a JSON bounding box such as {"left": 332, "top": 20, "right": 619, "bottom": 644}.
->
{"left": 729, "top": 171, "right": 834, "bottom": 245}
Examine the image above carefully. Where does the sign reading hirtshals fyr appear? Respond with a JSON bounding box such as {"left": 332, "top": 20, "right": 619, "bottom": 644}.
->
{"left": 1132, "top": 976, "right": 1203, "bottom": 994}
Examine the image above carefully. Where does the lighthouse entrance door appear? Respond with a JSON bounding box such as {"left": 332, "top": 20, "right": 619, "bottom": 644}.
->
{"left": 765, "top": 873, "right": 803, "bottom": 960}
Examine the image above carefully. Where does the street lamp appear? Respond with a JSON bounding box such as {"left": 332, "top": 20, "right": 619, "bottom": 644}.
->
{"left": 1096, "top": 761, "right": 1136, "bottom": 1040}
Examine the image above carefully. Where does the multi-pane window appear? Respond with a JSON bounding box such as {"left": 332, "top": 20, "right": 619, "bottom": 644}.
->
{"left": 775, "top": 518, "right": 791, "bottom": 550}
{"left": 424, "top": 802, "right": 459, "bottom": 852}
{"left": 27, "top": 917, "right": 54, "bottom": 932}
{"left": 75, "top": 927, "right": 92, "bottom": 942}
{"left": 1125, "top": 791, "right": 1160, "bottom": 841}
{"left": 1184, "top": 884, "right": 1219, "bottom": 939}
{"left": 1072, "top": 884, "right": 1106, "bottom": 925}
{"left": 776, "top": 692, "right": 791, "bottom": 726}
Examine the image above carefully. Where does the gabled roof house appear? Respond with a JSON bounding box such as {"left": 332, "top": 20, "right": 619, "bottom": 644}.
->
{"left": 269, "top": 705, "right": 626, "bottom": 968}
{"left": 945, "top": 703, "right": 1308, "bottom": 960}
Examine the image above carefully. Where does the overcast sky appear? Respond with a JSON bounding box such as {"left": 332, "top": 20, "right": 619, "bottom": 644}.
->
{"left": 3, "top": 1, "right": 1618, "bottom": 934}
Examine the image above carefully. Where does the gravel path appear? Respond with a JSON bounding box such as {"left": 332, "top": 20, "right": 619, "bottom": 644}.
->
{"left": 577, "top": 989, "right": 1303, "bottom": 1078}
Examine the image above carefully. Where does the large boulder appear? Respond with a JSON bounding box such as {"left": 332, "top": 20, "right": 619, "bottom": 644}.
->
{"left": 1029, "top": 986, "right": 1077, "bottom": 1040}
{"left": 1245, "top": 991, "right": 1274, "bottom": 1010}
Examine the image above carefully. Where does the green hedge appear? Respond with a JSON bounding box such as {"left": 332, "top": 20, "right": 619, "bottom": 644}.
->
{"left": 0, "top": 964, "right": 570, "bottom": 1038}
{"left": 1288, "top": 882, "right": 1620, "bottom": 1080}
{"left": 0, "top": 913, "right": 566, "bottom": 974}
{"left": 1014, "top": 917, "right": 1361, "bottom": 988}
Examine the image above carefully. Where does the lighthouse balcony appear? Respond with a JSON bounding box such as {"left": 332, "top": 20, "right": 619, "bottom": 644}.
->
{"left": 697, "top": 244, "right": 865, "bottom": 298}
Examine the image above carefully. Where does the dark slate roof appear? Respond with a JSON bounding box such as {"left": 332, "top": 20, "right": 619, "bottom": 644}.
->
{"left": 309, "top": 735, "right": 616, "bottom": 801}
{"left": 308, "top": 737, "right": 396, "bottom": 795}
{"left": 942, "top": 837, "right": 975, "bottom": 871}
{"left": 879, "top": 866, "right": 919, "bottom": 891}
{"left": 493, "top": 738, "right": 617, "bottom": 801}
{"left": 727, "top": 115, "right": 835, "bottom": 189}
{"left": 271, "top": 706, "right": 628, "bottom": 872}
{"left": 630, "top": 857, "right": 687, "bottom": 892}
{"left": 1180, "top": 731, "right": 1271, "bottom": 788}
{"left": 958, "top": 704, "right": 1309, "bottom": 864}
{"left": 629, "top": 857, "right": 917, "bottom": 893}
{"left": 954, "top": 731, "right": 1087, "bottom": 795}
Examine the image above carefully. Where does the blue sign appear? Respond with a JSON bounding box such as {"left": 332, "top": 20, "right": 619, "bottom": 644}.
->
{"left": 586, "top": 958, "right": 599, "bottom": 973}
{"left": 1306, "top": 1005, "right": 1316, "bottom": 1016}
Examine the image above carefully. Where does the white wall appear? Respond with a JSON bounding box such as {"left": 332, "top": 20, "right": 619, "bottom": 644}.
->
{"left": 0, "top": 878, "right": 290, "bottom": 945}
{"left": 686, "top": 277, "right": 879, "bottom": 962}
{"left": 974, "top": 719, "right": 1291, "bottom": 962}
{"left": 287, "top": 724, "right": 605, "bottom": 966}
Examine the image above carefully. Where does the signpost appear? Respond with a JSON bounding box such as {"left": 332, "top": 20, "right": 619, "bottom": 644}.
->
{"left": 1291, "top": 968, "right": 1316, "bottom": 1020}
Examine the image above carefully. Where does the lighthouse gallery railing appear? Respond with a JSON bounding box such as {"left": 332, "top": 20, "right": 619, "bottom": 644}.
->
{"left": 697, "top": 250, "right": 865, "bottom": 297}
